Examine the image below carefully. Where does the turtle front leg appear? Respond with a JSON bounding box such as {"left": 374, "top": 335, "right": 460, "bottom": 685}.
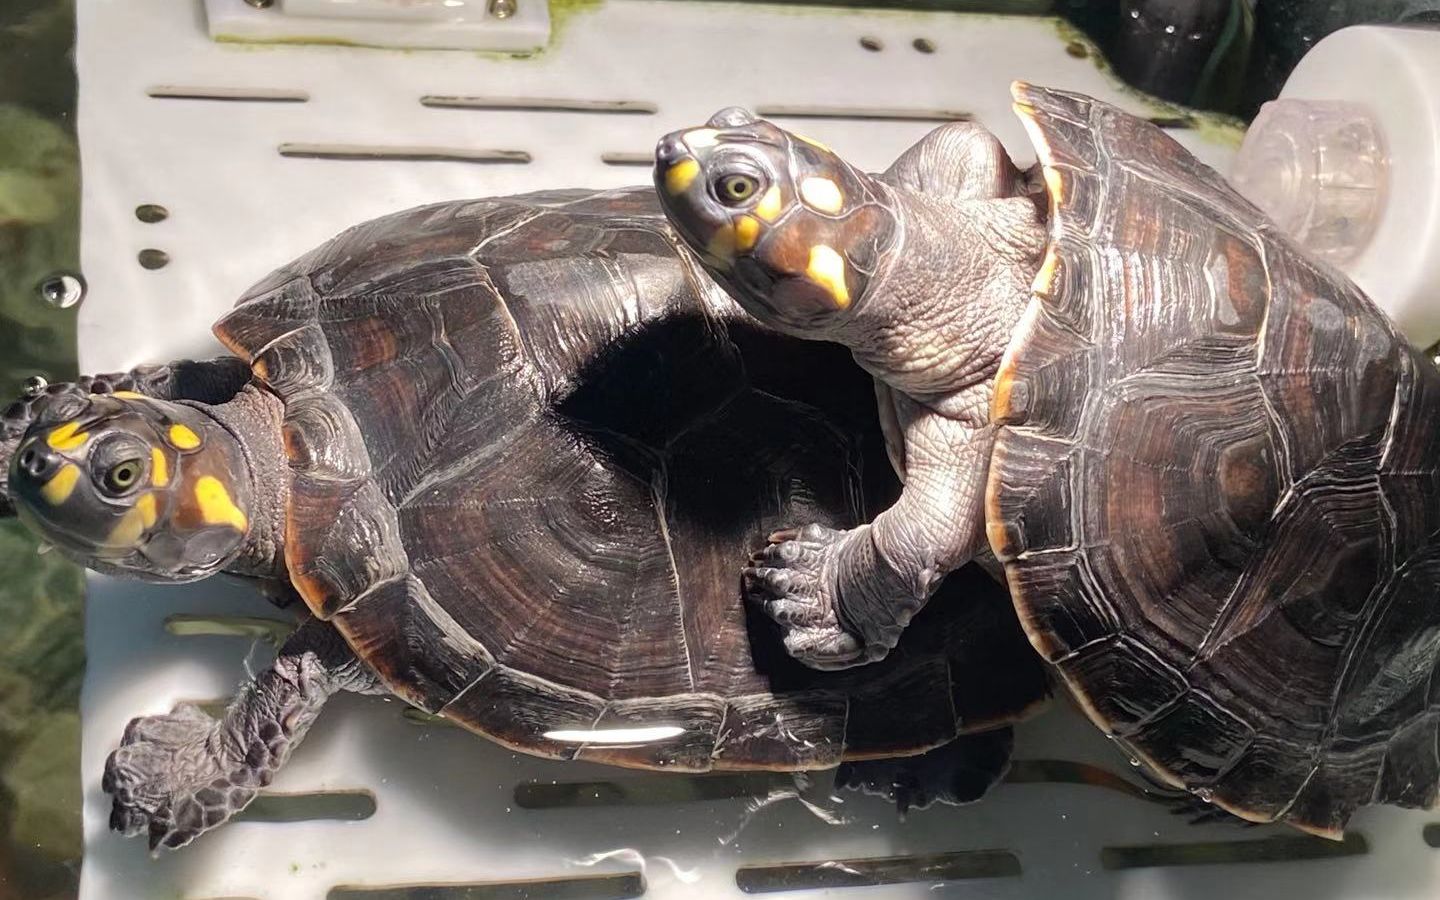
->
{"left": 745, "top": 396, "right": 988, "bottom": 669}
{"left": 1, "top": 357, "right": 252, "bottom": 515}
{"left": 103, "top": 618, "right": 380, "bottom": 850}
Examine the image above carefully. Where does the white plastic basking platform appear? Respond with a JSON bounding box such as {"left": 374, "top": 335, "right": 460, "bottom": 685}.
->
{"left": 73, "top": 1, "right": 1440, "bottom": 898}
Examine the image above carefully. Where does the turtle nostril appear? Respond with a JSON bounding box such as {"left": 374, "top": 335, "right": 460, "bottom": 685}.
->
{"left": 655, "top": 136, "right": 687, "bottom": 167}
{"left": 17, "top": 446, "right": 56, "bottom": 479}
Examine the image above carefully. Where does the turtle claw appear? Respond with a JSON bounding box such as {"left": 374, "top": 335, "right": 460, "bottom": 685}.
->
{"left": 782, "top": 625, "right": 865, "bottom": 670}
{"left": 104, "top": 704, "right": 262, "bottom": 851}
{"left": 743, "top": 523, "right": 866, "bottom": 670}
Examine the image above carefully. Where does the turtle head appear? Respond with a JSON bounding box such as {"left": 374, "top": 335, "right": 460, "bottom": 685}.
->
{"left": 655, "top": 108, "right": 899, "bottom": 334}
{"left": 7, "top": 393, "right": 251, "bottom": 583}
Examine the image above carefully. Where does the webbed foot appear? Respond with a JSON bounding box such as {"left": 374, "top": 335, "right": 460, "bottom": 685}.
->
{"left": 744, "top": 523, "right": 866, "bottom": 670}
{"left": 103, "top": 703, "right": 268, "bottom": 850}
{"left": 102, "top": 618, "right": 377, "bottom": 850}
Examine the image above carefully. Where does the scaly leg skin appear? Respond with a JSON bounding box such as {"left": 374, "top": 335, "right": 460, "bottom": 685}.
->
{"left": 837, "top": 728, "right": 1015, "bottom": 816}
{"left": 745, "top": 395, "right": 992, "bottom": 670}
{"left": 1, "top": 357, "right": 252, "bottom": 515}
{"left": 103, "top": 618, "right": 380, "bottom": 850}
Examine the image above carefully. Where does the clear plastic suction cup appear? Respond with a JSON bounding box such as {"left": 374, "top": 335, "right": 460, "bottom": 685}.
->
{"left": 1231, "top": 98, "right": 1388, "bottom": 264}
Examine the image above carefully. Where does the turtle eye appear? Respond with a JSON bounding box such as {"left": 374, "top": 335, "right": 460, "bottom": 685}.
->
{"left": 101, "top": 459, "right": 143, "bottom": 495}
{"left": 716, "top": 173, "right": 760, "bottom": 206}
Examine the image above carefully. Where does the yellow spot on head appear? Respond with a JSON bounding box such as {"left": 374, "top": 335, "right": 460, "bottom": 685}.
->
{"left": 705, "top": 222, "right": 737, "bottom": 264}
{"left": 683, "top": 128, "right": 718, "bottom": 150}
{"left": 754, "top": 185, "right": 783, "bottom": 223}
{"left": 150, "top": 447, "right": 170, "bottom": 487}
{"left": 47, "top": 421, "right": 88, "bottom": 452}
{"left": 806, "top": 245, "right": 851, "bottom": 309}
{"left": 106, "top": 492, "right": 157, "bottom": 547}
{"left": 195, "top": 475, "right": 248, "bottom": 533}
{"left": 111, "top": 390, "right": 146, "bottom": 400}
{"left": 41, "top": 463, "right": 80, "bottom": 506}
{"left": 167, "top": 423, "right": 201, "bottom": 451}
{"left": 800, "top": 177, "right": 844, "bottom": 214}
{"left": 735, "top": 215, "right": 760, "bottom": 252}
{"left": 664, "top": 158, "right": 700, "bottom": 196}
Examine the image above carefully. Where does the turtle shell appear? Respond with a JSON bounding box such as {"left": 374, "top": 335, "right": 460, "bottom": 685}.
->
{"left": 988, "top": 83, "right": 1440, "bottom": 835}
{"left": 216, "top": 187, "right": 1047, "bottom": 772}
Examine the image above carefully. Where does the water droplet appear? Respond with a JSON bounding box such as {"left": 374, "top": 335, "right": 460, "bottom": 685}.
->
{"left": 1196, "top": 787, "right": 1214, "bottom": 803}
{"left": 1129, "top": 8, "right": 1140, "bottom": 18}
{"left": 37, "top": 272, "right": 85, "bottom": 309}
{"left": 1129, "top": 757, "right": 1141, "bottom": 767}
{"left": 1164, "top": 24, "right": 1176, "bottom": 34}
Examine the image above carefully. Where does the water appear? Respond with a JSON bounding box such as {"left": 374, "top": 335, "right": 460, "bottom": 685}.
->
{"left": 0, "top": 3, "right": 84, "bottom": 898}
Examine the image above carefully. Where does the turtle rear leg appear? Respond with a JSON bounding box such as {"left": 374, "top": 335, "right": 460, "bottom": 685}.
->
{"left": 837, "top": 727, "right": 1015, "bottom": 816}
{"left": 103, "top": 618, "right": 380, "bottom": 850}
{"left": 2, "top": 357, "right": 252, "bottom": 515}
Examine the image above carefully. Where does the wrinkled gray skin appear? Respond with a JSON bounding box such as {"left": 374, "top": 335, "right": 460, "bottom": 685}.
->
{"left": 655, "top": 114, "right": 1046, "bottom": 669}
{"left": 2, "top": 367, "right": 381, "bottom": 850}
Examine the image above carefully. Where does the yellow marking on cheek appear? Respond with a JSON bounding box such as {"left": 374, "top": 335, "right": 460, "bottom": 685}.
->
{"left": 105, "top": 493, "right": 157, "bottom": 548}
{"left": 705, "top": 222, "right": 737, "bottom": 264}
{"left": 135, "top": 492, "right": 157, "bottom": 528}
{"left": 683, "top": 128, "right": 718, "bottom": 150}
{"left": 47, "top": 421, "right": 88, "bottom": 451}
{"left": 754, "top": 186, "right": 783, "bottom": 222}
{"left": 111, "top": 390, "right": 146, "bottom": 400}
{"left": 167, "top": 423, "right": 201, "bottom": 451}
{"left": 664, "top": 158, "right": 700, "bottom": 196}
{"left": 735, "top": 215, "right": 760, "bottom": 252}
{"left": 806, "top": 245, "right": 851, "bottom": 309}
{"left": 40, "top": 463, "right": 80, "bottom": 506}
{"left": 150, "top": 447, "right": 170, "bottom": 487}
{"left": 800, "top": 176, "right": 844, "bottom": 214}
{"left": 195, "top": 475, "right": 248, "bottom": 532}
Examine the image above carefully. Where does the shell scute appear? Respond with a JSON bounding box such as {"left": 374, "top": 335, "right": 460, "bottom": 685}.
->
{"left": 995, "top": 83, "right": 1440, "bottom": 831}
{"left": 1064, "top": 636, "right": 1188, "bottom": 735}
{"left": 1005, "top": 551, "right": 1121, "bottom": 663}
{"left": 251, "top": 323, "right": 334, "bottom": 396}
{"left": 1129, "top": 692, "right": 1256, "bottom": 785}
{"left": 288, "top": 478, "right": 408, "bottom": 618}
{"left": 280, "top": 394, "right": 370, "bottom": 482}
{"left": 576, "top": 694, "right": 727, "bottom": 771}
{"left": 229, "top": 191, "right": 1048, "bottom": 771}
{"left": 441, "top": 666, "right": 606, "bottom": 762}
{"left": 712, "top": 692, "right": 847, "bottom": 771}
{"left": 335, "top": 574, "right": 494, "bottom": 713}
{"left": 213, "top": 275, "right": 320, "bottom": 358}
